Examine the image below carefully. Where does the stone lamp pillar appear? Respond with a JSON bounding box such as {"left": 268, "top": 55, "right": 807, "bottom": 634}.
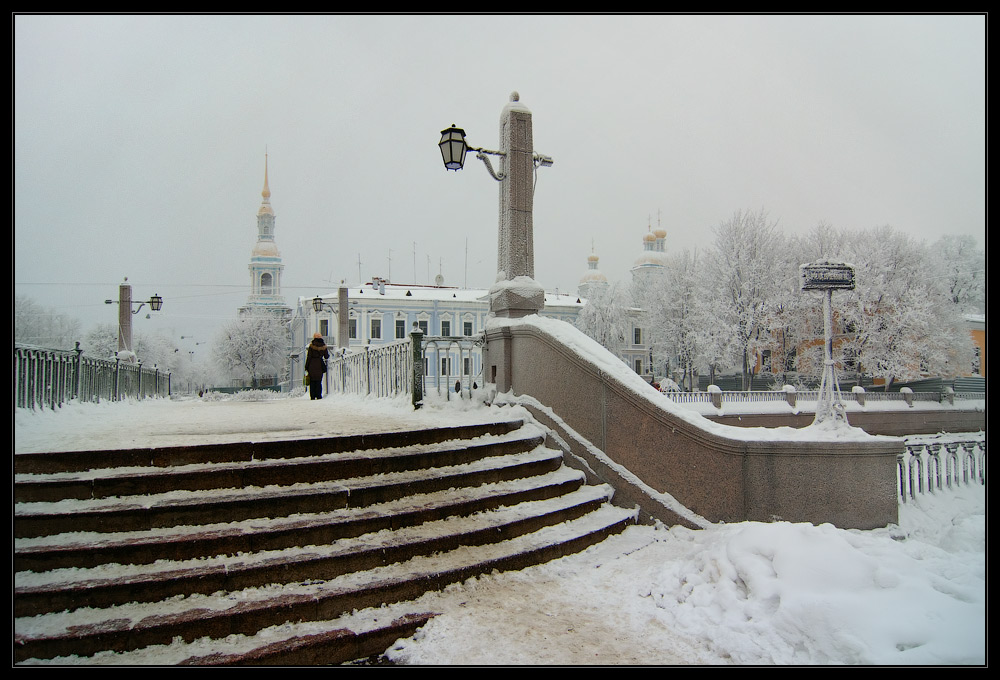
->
{"left": 489, "top": 92, "right": 545, "bottom": 318}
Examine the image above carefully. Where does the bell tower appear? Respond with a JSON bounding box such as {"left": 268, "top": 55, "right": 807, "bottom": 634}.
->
{"left": 239, "top": 153, "right": 291, "bottom": 319}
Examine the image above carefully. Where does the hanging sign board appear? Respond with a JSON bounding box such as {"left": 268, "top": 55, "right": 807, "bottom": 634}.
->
{"left": 800, "top": 262, "right": 855, "bottom": 291}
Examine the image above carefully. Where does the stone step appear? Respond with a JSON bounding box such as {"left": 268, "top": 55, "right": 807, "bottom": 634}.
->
{"left": 14, "top": 445, "right": 563, "bottom": 539}
{"left": 22, "top": 604, "right": 439, "bottom": 666}
{"left": 14, "top": 504, "right": 634, "bottom": 663}
{"left": 14, "top": 466, "right": 585, "bottom": 573}
{"left": 13, "top": 419, "right": 526, "bottom": 474}
{"left": 14, "top": 427, "right": 542, "bottom": 503}
{"left": 14, "top": 484, "right": 611, "bottom": 619}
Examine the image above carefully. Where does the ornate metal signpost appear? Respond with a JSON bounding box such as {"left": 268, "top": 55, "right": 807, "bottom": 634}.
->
{"left": 800, "top": 261, "right": 856, "bottom": 426}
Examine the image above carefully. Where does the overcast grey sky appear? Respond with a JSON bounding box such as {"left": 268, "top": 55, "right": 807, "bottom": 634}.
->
{"left": 14, "top": 14, "right": 986, "bottom": 350}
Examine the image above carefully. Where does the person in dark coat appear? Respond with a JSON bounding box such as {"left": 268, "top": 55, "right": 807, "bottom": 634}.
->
{"left": 305, "top": 333, "right": 329, "bottom": 400}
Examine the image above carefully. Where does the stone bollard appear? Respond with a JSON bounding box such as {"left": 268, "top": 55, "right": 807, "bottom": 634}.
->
{"left": 900, "top": 387, "right": 914, "bottom": 407}
{"left": 708, "top": 384, "right": 722, "bottom": 409}
{"left": 783, "top": 384, "right": 796, "bottom": 409}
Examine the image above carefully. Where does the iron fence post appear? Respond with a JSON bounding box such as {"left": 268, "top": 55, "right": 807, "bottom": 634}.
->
{"left": 411, "top": 327, "right": 424, "bottom": 409}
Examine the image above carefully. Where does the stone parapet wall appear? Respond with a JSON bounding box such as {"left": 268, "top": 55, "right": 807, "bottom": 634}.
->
{"left": 485, "top": 320, "right": 902, "bottom": 530}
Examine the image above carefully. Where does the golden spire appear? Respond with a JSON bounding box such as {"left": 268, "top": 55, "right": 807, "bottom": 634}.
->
{"left": 257, "top": 151, "right": 274, "bottom": 217}
{"left": 261, "top": 151, "right": 271, "bottom": 201}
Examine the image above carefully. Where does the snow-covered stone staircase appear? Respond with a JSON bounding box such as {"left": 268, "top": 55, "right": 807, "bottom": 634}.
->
{"left": 14, "top": 418, "right": 634, "bottom": 665}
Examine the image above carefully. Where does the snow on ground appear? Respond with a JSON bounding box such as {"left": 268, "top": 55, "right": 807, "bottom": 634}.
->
{"left": 14, "top": 392, "right": 986, "bottom": 665}
{"left": 13, "top": 388, "right": 507, "bottom": 454}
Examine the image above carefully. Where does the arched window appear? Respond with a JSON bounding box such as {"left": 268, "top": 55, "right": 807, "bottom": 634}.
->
{"left": 260, "top": 272, "right": 273, "bottom": 295}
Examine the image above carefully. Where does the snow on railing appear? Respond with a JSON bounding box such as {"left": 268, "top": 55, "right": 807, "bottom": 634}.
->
{"left": 15, "top": 343, "right": 171, "bottom": 410}
{"left": 897, "top": 436, "right": 986, "bottom": 502}
{"left": 665, "top": 388, "right": 983, "bottom": 409}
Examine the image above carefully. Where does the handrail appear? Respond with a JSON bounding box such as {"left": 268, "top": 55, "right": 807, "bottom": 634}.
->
{"left": 15, "top": 343, "right": 171, "bottom": 410}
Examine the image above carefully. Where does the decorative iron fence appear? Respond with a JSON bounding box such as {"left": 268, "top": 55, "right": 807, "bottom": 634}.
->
{"left": 15, "top": 343, "right": 171, "bottom": 410}
{"left": 897, "top": 437, "right": 986, "bottom": 502}
{"left": 326, "top": 339, "right": 413, "bottom": 399}
{"left": 422, "top": 336, "right": 483, "bottom": 400}
{"left": 323, "top": 332, "right": 484, "bottom": 408}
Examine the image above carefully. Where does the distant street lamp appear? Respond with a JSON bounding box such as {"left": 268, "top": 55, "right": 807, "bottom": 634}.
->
{"left": 312, "top": 286, "right": 352, "bottom": 351}
{"left": 104, "top": 278, "right": 164, "bottom": 358}
{"left": 801, "top": 261, "right": 856, "bottom": 426}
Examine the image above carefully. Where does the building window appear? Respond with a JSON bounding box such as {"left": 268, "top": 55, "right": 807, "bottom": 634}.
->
{"left": 441, "top": 320, "right": 451, "bottom": 336}
{"left": 464, "top": 321, "right": 473, "bottom": 336}
{"left": 370, "top": 318, "right": 382, "bottom": 340}
{"left": 260, "top": 272, "right": 273, "bottom": 295}
{"left": 634, "top": 358, "right": 642, "bottom": 374}
{"left": 395, "top": 319, "right": 406, "bottom": 339}
{"left": 418, "top": 320, "right": 429, "bottom": 335}
{"left": 463, "top": 357, "right": 471, "bottom": 376}
{"left": 319, "top": 319, "right": 329, "bottom": 338}
{"left": 348, "top": 319, "right": 357, "bottom": 340}
{"left": 633, "top": 327, "right": 642, "bottom": 345}
{"left": 441, "top": 357, "right": 451, "bottom": 375}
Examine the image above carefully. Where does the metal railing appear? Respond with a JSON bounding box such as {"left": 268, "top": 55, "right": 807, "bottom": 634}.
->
{"left": 15, "top": 343, "right": 171, "bottom": 410}
{"left": 326, "top": 339, "right": 413, "bottom": 399}
{"left": 897, "top": 437, "right": 986, "bottom": 502}
{"left": 422, "top": 335, "right": 483, "bottom": 400}
{"left": 666, "top": 389, "right": 984, "bottom": 408}
{"left": 323, "top": 332, "right": 484, "bottom": 407}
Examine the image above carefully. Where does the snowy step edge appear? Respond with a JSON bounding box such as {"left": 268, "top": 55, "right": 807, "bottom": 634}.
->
{"left": 14, "top": 503, "right": 636, "bottom": 659}
{"left": 13, "top": 486, "right": 613, "bottom": 619}
{"left": 15, "top": 483, "right": 613, "bottom": 597}
{"left": 18, "top": 602, "right": 441, "bottom": 666}
{"left": 13, "top": 418, "right": 530, "bottom": 475}
{"left": 14, "top": 465, "right": 586, "bottom": 560}
{"left": 14, "top": 445, "right": 565, "bottom": 518}
{"left": 14, "top": 424, "right": 545, "bottom": 486}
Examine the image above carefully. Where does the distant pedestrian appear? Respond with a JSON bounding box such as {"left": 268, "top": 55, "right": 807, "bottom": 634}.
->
{"left": 305, "top": 333, "right": 329, "bottom": 400}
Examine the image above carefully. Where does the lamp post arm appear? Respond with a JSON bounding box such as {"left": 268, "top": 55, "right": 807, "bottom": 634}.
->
{"left": 471, "top": 146, "right": 506, "bottom": 182}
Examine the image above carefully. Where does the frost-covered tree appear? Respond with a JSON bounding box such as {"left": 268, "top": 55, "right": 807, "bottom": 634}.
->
{"left": 575, "top": 281, "right": 632, "bottom": 360}
{"left": 930, "top": 234, "right": 985, "bottom": 313}
{"left": 82, "top": 323, "right": 120, "bottom": 359}
{"left": 213, "top": 315, "right": 289, "bottom": 388}
{"left": 642, "top": 249, "right": 717, "bottom": 391}
{"left": 14, "top": 296, "right": 82, "bottom": 349}
{"left": 702, "top": 208, "right": 784, "bottom": 390}
{"left": 838, "top": 226, "right": 973, "bottom": 387}
{"left": 82, "top": 322, "right": 182, "bottom": 373}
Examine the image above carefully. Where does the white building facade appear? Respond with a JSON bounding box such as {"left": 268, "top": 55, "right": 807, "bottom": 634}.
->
{"left": 289, "top": 278, "right": 584, "bottom": 390}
